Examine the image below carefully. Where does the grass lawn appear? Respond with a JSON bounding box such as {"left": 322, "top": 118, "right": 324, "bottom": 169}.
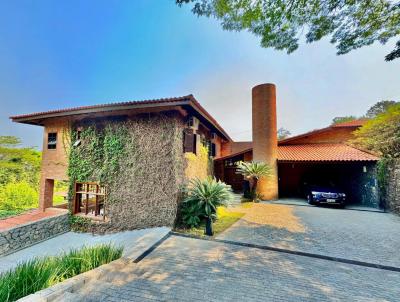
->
{"left": 0, "top": 209, "right": 25, "bottom": 220}
{"left": 177, "top": 206, "right": 245, "bottom": 237}
{"left": 53, "top": 195, "right": 68, "bottom": 206}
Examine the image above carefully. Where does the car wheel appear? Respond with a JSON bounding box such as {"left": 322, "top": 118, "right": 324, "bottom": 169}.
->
{"left": 307, "top": 195, "right": 315, "bottom": 205}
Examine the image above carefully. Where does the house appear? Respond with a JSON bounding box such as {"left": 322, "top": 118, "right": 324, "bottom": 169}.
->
{"left": 10, "top": 96, "right": 231, "bottom": 231}
{"left": 215, "top": 84, "right": 379, "bottom": 207}
{"left": 10, "top": 83, "right": 380, "bottom": 231}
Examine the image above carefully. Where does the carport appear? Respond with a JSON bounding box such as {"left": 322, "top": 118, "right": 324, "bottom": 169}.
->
{"left": 215, "top": 143, "right": 380, "bottom": 208}
{"left": 277, "top": 144, "right": 380, "bottom": 207}
{"left": 278, "top": 161, "right": 377, "bottom": 205}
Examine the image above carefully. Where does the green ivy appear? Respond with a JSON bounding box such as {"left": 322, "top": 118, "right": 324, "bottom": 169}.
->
{"left": 67, "top": 123, "right": 129, "bottom": 224}
{"left": 68, "top": 214, "right": 93, "bottom": 232}
{"left": 377, "top": 158, "right": 392, "bottom": 196}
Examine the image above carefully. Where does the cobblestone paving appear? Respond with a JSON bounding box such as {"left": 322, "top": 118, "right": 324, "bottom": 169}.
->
{"left": 77, "top": 236, "right": 400, "bottom": 301}
{"left": 218, "top": 203, "right": 400, "bottom": 268}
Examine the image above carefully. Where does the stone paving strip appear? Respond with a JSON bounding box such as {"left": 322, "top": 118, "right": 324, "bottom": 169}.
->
{"left": 73, "top": 235, "right": 400, "bottom": 302}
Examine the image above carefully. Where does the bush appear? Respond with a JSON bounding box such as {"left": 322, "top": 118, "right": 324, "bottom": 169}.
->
{"left": 181, "top": 177, "right": 233, "bottom": 229}
{"left": 0, "top": 244, "right": 123, "bottom": 302}
{"left": 0, "top": 182, "right": 38, "bottom": 211}
{"left": 236, "top": 161, "right": 272, "bottom": 201}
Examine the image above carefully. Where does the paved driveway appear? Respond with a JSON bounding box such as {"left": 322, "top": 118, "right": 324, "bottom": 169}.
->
{"left": 217, "top": 202, "right": 400, "bottom": 268}
{"left": 76, "top": 235, "right": 400, "bottom": 301}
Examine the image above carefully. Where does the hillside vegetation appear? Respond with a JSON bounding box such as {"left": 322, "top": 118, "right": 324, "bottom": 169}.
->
{"left": 0, "top": 136, "right": 41, "bottom": 218}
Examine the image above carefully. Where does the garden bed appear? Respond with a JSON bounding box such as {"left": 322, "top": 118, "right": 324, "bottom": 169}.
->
{"left": 175, "top": 207, "right": 244, "bottom": 237}
{"left": 0, "top": 243, "right": 123, "bottom": 302}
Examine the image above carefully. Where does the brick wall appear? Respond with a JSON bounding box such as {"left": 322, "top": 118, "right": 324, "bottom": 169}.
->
{"left": 39, "top": 119, "right": 70, "bottom": 210}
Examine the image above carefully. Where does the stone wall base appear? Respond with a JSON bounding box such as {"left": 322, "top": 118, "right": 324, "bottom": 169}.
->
{"left": 0, "top": 212, "right": 70, "bottom": 257}
{"left": 386, "top": 159, "right": 400, "bottom": 214}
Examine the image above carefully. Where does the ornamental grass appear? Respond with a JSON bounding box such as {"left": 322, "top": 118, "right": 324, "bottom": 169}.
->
{"left": 0, "top": 244, "right": 123, "bottom": 302}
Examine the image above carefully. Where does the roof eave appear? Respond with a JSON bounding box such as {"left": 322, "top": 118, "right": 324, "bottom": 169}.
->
{"left": 10, "top": 100, "right": 191, "bottom": 125}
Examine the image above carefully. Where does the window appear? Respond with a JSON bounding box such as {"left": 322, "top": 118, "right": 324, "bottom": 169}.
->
{"left": 206, "top": 141, "right": 216, "bottom": 157}
{"left": 73, "top": 130, "right": 82, "bottom": 147}
{"left": 47, "top": 132, "right": 57, "bottom": 149}
{"left": 211, "top": 143, "right": 216, "bottom": 157}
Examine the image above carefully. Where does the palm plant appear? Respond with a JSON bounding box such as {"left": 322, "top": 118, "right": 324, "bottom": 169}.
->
{"left": 182, "top": 177, "right": 233, "bottom": 236}
{"left": 236, "top": 161, "right": 272, "bottom": 202}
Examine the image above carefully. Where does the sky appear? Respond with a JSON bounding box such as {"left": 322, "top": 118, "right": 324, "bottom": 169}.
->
{"left": 0, "top": 0, "right": 399, "bottom": 149}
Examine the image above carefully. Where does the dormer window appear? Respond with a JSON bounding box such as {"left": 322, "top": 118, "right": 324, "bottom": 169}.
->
{"left": 47, "top": 133, "right": 57, "bottom": 150}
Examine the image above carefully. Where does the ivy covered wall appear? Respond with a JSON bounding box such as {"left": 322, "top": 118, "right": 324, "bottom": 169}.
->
{"left": 382, "top": 159, "right": 400, "bottom": 214}
{"left": 184, "top": 144, "right": 213, "bottom": 181}
{"left": 68, "top": 112, "right": 186, "bottom": 232}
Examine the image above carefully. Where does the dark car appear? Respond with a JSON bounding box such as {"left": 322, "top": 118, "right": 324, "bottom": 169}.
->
{"left": 306, "top": 186, "right": 346, "bottom": 207}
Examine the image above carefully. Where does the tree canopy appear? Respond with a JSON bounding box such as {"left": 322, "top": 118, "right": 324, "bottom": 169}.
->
{"left": 277, "top": 127, "right": 291, "bottom": 139}
{"left": 331, "top": 116, "right": 357, "bottom": 125}
{"left": 365, "top": 100, "right": 398, "bottom": 118}
{"left": 0, "top": 136, "right": 21, "bottom": 147}
{"left": 0, "top": 136, "right": 41, "bottom": 188}
{"left": 177, "top": 0, "right": 400, "bottom": 61}
{"left": 352, "top": 103, "right": 400, "bottom": 158}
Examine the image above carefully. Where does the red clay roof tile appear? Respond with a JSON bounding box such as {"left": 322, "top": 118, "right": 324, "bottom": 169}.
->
{"left": 216, "top": 143, "right": 379, "bottom": 162}
{"left": 277, "top": 144, "right": 379, "bottom": 162}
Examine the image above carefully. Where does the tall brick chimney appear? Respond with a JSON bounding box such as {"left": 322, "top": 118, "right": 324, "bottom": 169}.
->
{"left": 252, "top": 83, "right": 279, "bottom": 200}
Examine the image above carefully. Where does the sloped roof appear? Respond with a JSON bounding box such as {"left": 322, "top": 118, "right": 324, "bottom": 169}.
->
{"left": 277, "top": 144, "right": 379, "bottom": 162}
{"left": 216, "top": 143, "right": 379, "bottom": 162}
{"left": 10, "top": 96, "right": 192, "bottom": 120}
{"left": 278, "top": 119, "right": 366, "bottom": 145}
{"left": 10, "top": 95, "right": 232, "bottom": 141}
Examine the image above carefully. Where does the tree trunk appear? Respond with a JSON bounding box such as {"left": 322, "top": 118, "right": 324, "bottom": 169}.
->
{"left": 252, "top": 177, "right": 258, "bottom": 202}
{"left": 205, "top": 217, "right": 214, "bottom": 236}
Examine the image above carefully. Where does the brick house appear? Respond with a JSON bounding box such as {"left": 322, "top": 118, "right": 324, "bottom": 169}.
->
{"left": 10, "top": 84, "right": 380, "bottom": 231}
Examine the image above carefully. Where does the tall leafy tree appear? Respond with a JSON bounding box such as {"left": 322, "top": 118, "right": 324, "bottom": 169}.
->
{"left": 352, "top": 103, "right": 400, "bottom": 158}
{"left": 177, "top": 0, "right": 400, "bottom": 61}
{"left": 0, "top": 136, "right": 41, "bottom": 188}
{"left": 365, "top": 100, "right": 398, "bottom": 118}
{"left": 0, "top": 136, "right": 21, "bottom": 147}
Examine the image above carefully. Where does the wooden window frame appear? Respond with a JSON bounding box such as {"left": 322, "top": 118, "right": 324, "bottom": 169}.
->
{"left": 73, "top": 182, "right": 107, "bottom": 220}
{"left": 47, "top": 132, "right": 57, "bottom": 150}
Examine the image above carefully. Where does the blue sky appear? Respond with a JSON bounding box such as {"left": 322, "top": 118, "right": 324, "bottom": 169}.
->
{"left": 1, "top": 0, "right": 399, "bottom": 148}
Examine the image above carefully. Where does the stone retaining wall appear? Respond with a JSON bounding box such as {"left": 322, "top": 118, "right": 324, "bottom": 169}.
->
{"left": 0, "top": 213, "right": 70, "bottom": 257}
{"left": 386, "top": 159, "right": 400, "bottom": 214}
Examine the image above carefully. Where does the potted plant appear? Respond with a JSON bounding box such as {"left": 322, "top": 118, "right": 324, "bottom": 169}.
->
{"left": 182, "top": 177, "right": 233, "bottom": 236}
{"left": 236, "top": 161, "right": 272, "bottom": 202}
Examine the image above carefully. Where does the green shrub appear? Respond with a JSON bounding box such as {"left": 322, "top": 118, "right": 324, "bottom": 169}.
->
{"left": 0, "top": 244, "right": 123, "bottom": 302}
{"left": 69, "top": 214, "right": 93, "bottom": 232}
{"left": 236, "top": 161, "right": 272, "bottom": 202}
{"left": 0, "top": 182, "right": 38, "bottom": 211}
{"left": 181, "top": 177, "right": 233, "bottom": 230}
{"left": 0, "top": 210, "right": 24, "bottom": 220}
